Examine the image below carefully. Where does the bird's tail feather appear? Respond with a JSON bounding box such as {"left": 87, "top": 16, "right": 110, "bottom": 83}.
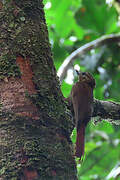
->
{"left": 75, "top": 124, "right": 85, "bottom": 159}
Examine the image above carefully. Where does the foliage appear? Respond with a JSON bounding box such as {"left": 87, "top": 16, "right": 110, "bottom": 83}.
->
{"left": 43, "top": 0, "right": 120, "bottom": 179}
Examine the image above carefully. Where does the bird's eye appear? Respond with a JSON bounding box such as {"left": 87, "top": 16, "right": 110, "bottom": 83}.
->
{"left": 82, "top": 72, "right": 86, "bottom": 75}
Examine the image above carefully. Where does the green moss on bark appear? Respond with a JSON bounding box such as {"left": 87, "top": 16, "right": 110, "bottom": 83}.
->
{"left": 0, "top": 112, "right": 76, "bottom": 179}
{"left": 0, "top": 0, "right": 77, "bottom": 179}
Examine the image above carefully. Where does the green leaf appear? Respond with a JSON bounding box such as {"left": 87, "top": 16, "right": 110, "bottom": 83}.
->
{"left": 71, "top": 128, "right": 77, "bottom": 143}
{"left": 61, "top": 81, "right": 72, "bottom": 97}
{"left": 91, "top": 120, "right": 114, "bottom": 134}
{"left": 75, "top": 0, "right": 117, "bottom": 34}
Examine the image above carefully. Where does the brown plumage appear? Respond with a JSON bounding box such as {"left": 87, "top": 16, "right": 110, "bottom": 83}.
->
{"left": 71, "top": 72, "right": 95, "bottom": 159}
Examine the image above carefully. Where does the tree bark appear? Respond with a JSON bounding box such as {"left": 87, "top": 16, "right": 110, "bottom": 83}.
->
{"left": 93, "top": 99, "right": 120, "bottom": 124}
{"left": 0, "top": 0, "right": 77, "bottom": 179}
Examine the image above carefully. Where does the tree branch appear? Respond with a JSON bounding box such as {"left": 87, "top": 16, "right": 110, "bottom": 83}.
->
{"left": 66, "top": 98, "right": 120, "bottom": 125}
{"left": 57, "top": 34, "right": 120, "bottom": 82}
{"left": 93, "top": 99, "right": 120, "bottom": 125}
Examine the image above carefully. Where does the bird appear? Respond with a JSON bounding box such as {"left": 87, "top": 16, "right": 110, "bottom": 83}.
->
{"left": 71, "top": 72, "right": 95, "bottom": 159}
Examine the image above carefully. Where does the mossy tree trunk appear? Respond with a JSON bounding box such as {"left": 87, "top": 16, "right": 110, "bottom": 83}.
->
{"left": 0, "top": 0, "right": 77, "bottom": 179}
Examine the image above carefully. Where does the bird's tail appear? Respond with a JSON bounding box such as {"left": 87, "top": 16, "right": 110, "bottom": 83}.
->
{"left": 75, "top": 124, "right": 85, "bottom": 159}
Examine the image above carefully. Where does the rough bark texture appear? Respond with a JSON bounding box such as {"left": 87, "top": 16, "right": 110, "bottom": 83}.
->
{"left": 0, "top": 0, "right": 77, "bottom": 179}
{"left": 93, "top": 99, "right": 120, "bottom": 125}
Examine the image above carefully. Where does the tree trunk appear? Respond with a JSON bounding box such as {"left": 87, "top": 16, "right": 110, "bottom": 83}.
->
{"left": 0, "top": 0, "right": 77, "bottom": 179}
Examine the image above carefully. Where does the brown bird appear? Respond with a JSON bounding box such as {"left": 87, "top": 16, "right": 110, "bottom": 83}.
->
{"left": 71, "top": 72, "right": 95, "bottom": 159}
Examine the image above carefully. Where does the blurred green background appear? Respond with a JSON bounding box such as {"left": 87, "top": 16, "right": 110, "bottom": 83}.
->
{"left": 43, "top": 0, "right": 120, "bottom": 179}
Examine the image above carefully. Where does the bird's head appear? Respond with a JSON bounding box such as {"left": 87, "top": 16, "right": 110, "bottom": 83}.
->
{"left": 77, "top": 71, "right": 96, "bottom": 89}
